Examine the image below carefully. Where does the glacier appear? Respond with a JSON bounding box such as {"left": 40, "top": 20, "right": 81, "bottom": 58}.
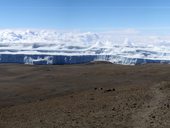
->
{"left": 0, "top": 29, "right": 170, "bottom": 65}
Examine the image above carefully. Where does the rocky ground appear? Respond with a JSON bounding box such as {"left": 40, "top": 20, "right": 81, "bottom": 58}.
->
{"left": 0, "top": 63, "right": 169, "bottom": 128}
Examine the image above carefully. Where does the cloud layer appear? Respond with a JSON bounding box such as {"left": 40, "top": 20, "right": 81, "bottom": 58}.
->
{"left": 0, "top": 29, "right": 170, "bottom": 62}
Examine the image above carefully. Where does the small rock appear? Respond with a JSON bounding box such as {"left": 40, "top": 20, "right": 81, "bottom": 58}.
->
{"left": 39, "top": 98, "right": 43, "bottom": 101}
{"left": 104, "top": 89, "right": 112, "bottom": 93}
{"left": 133, "top": 103, "right": 137, "bottom": 106}
{"left": 152, "top": 116, "right": 156, "bottom": 119}
{"left": 90, "top": 98, "right": 95, "bottom": 100}
{"left": 159, "top": 87, "right": 163, "bottom": 90}
{"left": 112, "top": 107, "right": 115, "bottom": 111}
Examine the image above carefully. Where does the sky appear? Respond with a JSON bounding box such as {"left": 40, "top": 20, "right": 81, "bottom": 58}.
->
{"left": 0, "top": 0, "right": 170, "bottom": 33}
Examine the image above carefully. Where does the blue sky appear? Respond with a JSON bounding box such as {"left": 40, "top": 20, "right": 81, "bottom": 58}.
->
{"left": 0, "top": 0, "right": 170, "bottom": 31}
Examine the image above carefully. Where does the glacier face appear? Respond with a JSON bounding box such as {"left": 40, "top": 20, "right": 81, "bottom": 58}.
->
{"left": 0, "top": 29, "right": 170, "bottom": 65}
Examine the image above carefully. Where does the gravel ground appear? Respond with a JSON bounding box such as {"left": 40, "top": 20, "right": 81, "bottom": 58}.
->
{"left": 0, "top": 63, "right": 169, "bottom": 128}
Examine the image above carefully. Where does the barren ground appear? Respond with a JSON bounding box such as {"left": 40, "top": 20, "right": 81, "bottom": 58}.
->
{"left": 0, "top": 63, "right": 169, "bottom": 128}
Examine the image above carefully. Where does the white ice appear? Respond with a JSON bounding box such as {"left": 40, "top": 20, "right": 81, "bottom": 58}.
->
{"left": 0, "top": 29, "right": 170, "bottom": 63}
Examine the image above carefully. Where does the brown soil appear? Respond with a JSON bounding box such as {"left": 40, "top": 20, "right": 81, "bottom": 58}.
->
{"left": 0, "top": 63, "right": 169, "bottom": 128}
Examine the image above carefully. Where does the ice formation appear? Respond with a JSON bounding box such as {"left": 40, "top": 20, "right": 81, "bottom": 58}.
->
{"left": 0, "top": 29, "right": 170, "bottom": 65}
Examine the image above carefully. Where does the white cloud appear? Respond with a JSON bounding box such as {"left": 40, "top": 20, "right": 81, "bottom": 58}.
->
{"left": 0, "top": 29, "right": 170, "bottom": 63}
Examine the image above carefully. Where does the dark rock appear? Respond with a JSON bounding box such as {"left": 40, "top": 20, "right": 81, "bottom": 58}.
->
{"left": 159, "top": 87, "right": 163, "bottom": 90}
{"left": 152, "top": 116, "right": 156, "bottom": 119}
{"left": 133, "top": 103, "right": 137, "bottom": 106}
{"left": 90, "top": 98, "right": 95, "bottom": 100}
{"left": 112, "top": 107, "right": 115, "bottom": 111}
{"left": 39, "top": 98, "right": 43, "bottom": 101}
{"left": 104, "top": 89, "right": 112, "bottom": 93}
{"left": 94, "top": 88, "right": 97, "bottom": 90}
